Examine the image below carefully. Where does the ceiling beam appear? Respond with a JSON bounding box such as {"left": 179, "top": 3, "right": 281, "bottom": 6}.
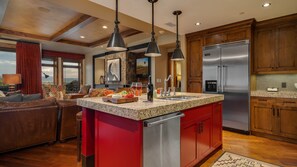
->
{"left": 50, "top": 14, "right": 97, "bottom": 41}
{"left": 0, "top": 28, "right": 50, "bottom": 41}
{"left": 57, "top": 39, "right": 89, "bottom": 47}
{"left": 89, "top": 29, "right": 142, "bottom": 48}
{"left": 0, "top": 0, "right": 9, "bottom": 24}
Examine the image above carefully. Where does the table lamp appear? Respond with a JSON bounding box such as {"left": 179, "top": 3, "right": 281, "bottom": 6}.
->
{"left": 2, "top": 74, "right": 22, "bottom": 92}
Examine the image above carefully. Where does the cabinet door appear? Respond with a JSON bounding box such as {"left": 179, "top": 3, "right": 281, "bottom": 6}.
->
{"left": 187, "top": 38, "right": 203, "bottom": 79}
{"left": 254, "top": 29, "right": 276, "bottom": 72}
{"left": 188, "top": 80, "right": 202, "bottom": 93}
{"left": 204, "top": 34, "right": 226, "bottom": 46}
{"left": 197, "top": 114, "right": 212, "bottom": 161}
{"left": 279, "top": 107, "right": 297, "bottom": 139}
{"left": 226, "top": 29, "right": 248, "bottom": 42}
{"left": 181, "top": 122, "right": 197, "bottom": 167}
{"left": 251, "top": 105, "right": 274, "bottom": 134}
{"left": 212, "top": 103, "right": 222, "bottom": 149}
{"left": 276, "top": 24, "right": 297, "bottom": 71}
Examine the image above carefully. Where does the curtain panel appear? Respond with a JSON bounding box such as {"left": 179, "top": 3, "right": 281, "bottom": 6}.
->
{"left": 16, "top": 42, "right": 42, "bottom": 94}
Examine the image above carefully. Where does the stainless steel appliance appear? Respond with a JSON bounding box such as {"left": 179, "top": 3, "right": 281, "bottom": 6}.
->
{"left": 203, "top": 40, "right": 250, "bottom": 133}
{"left": 143, "top": 112, "right": 184, "bottom": 167}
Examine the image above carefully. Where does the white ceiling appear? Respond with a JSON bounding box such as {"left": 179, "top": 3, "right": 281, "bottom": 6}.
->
{"left": 90, "top": 0, "right": 297, "bottom": 35}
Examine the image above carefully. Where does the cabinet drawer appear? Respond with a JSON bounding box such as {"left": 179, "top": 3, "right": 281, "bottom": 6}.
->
{"left": 251, "top": 98, "right": 274, "bottom": 107}
{"left": 182, "top": 104, "right": 212, "bottom": 124}
{"left": 278, "top": 99, "right": 297, "bottom": 108}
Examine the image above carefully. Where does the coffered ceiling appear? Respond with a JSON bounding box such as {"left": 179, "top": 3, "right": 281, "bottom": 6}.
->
{"left": 0, "top": 0, "right": 142, "bottom": 48}
{"left": 90, "top": 0, "right": 297, "bottom": 35}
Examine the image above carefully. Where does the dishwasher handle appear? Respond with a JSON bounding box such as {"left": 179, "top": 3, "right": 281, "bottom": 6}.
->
{"left": 144, "top": 112, "right": 185, "bottom": 127}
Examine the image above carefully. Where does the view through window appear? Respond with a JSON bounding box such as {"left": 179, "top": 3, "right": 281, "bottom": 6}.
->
{"left": 41, "top": 59, "right": 55, "bottom": 84}
{"left": 63, "top": 61, "right": 80, "bottom": 93}
{"left": 0, "top": 51, "right": 16, "bottom": 92}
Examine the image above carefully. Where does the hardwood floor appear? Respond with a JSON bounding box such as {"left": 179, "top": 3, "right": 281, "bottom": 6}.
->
{"left": 201, "top": 131, "right": 297, "bottom": 167}
{"left": 0, "top": 131, "right": 296, "bottom": 167}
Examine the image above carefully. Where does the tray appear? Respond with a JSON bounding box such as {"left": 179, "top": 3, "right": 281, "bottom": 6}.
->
{"left": 102, "top": 97, "right": 139, "bottom": 104}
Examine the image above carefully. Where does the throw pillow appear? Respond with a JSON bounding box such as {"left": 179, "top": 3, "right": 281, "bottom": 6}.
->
{"left": 22, "top": 93, "right": 42, "bottom": 102}
{"left": 42, "top": 84, "right": 65, "bottom": 100}
{"left": 0, "top": 94, "right": 22, "bottom": 102}
{"left": 78, "top": 85, "right": 91, "bottom": 95}
{"left": 0, "top": 91, "right": 5, "bottom": 97}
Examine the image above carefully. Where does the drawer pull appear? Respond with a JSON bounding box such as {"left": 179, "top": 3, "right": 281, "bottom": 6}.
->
{"left": 272, "top": 108, "right": 275, "bottom": 116}
{"left": 277, "top": 109, "right": 280, "bottom": 117}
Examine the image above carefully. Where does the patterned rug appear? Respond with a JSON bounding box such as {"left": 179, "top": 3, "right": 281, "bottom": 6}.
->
{"left": 212, "top": 152, "right": 281, "bottom": 167}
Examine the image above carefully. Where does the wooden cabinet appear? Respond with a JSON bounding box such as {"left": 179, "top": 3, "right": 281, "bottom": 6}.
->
{"left": 186, "top": 19, "right": 254, "bottom": 92}
{"left": 254, "top": 15, "right": 297, "bottom": 73}
{"left": 251, "top": 97, "right": 297, "bottom": 142}
{"left": 181, "top": 102, "right": 222, "bottom": 167}
{"left": 212, "top": 102, "right": 222, "bottom": 148}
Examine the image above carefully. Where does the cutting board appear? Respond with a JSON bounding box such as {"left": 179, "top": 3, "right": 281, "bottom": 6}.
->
{"left": 102, "top": 97, "right": 139, "bottom": 104}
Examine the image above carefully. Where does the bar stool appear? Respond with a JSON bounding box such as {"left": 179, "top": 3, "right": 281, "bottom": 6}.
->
{"left": 76, "top": 111, "right": 82, "bottom": 162}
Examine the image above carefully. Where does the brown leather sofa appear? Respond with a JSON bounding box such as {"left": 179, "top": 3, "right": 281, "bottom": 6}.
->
{"left": 57, "top": 100, "right": 81, "bottom": 141}
{"left": 0, "top": 98, "right": 58, "bottom": 153}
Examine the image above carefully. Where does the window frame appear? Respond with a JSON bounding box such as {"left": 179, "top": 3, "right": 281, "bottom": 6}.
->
{"left": 62, "top": 59, "right": 82, "bottom": 92}
{"left": 41, "top": 57, "right": 58, "bottom": 85}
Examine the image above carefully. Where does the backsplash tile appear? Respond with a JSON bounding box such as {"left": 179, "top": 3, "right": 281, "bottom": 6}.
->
{"left": 256, "top": 74, "right": 297, "bottom": 91}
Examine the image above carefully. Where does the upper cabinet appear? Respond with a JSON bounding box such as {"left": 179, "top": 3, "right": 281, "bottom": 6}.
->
{"left": 254, "top": 14, "right": 297, "bottom": 73}
{"left": 186, "top": 19, "right": 254, "bottom": 93}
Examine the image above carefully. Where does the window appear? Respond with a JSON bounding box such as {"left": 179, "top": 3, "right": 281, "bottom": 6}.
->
{"left": 63, "top": 60, "right": 81, "bottom": 93}
{"left": 41, "top": 58, "right": 57, "bottom": 84}
{"left": 0, "top": 51, "right": 16, "bottom": 91}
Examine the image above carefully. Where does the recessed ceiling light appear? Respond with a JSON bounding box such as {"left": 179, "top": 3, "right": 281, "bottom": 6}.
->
{"left": 262, "top": 2, "right": 271, "bottom": 7}
{"left": 102, "top": 26, "right": 108, "bottom": 29}
{"left": 80, "top": 36, "right": 85, "bottom": 39}
{"left": 195, "top": 22, "right": 201, "bottom": 26}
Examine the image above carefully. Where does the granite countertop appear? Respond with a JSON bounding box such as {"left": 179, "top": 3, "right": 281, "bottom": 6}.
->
{"left": 77, "top": 92, "right": 224, "bottom": 121}
{"left": 251, "top": 90, "right": 297, "bottom": 99}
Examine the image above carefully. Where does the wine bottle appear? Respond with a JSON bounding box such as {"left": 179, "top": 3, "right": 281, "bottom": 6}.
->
{"left": 147, "top": 75, "right": 153, "bottom": 102}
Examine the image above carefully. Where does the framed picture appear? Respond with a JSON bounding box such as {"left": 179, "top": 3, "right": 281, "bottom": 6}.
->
{"left": 106, "top": 58, "right": 121, "bottom": 82}
{"left": 136, "top": 57, "right": 150, "bottom": 78}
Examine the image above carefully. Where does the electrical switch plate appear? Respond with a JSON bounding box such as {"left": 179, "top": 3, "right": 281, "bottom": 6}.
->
{"left": 157, "top": 79, "right": 161, "bottom": 83}
{"left": 281, "top": 82, "right": 286, "bottom": 88}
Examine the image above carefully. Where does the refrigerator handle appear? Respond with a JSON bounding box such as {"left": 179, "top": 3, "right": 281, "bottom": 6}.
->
{"left": 217, "top": 66, "right": 221, "bottom": 93}
{"left": 222, "top": 65, "right": 227, "bottom": 93}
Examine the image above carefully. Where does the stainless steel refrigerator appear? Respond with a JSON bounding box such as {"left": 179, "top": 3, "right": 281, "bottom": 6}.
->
{"left": 202, "top": 40, "right": 250, "bottom": 133}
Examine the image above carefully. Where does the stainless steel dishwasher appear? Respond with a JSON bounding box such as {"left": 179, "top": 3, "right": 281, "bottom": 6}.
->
{"left": 143, "top": 112, "right": 184, "bottom": 167}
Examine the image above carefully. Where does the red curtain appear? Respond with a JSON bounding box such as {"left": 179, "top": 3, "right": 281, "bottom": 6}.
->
{"left": 16, "top": 42, "right": 42, "bottom": 94}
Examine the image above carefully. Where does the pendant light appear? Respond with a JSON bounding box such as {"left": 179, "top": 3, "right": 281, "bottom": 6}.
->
{"left": 106, "top": 0, "right": 127, "bottom": 51}
{"left": 145, "top": 0, "right": 161, "bottom": 57}
{"left": 171, "top": 10, "right": 184, "bottom": 61}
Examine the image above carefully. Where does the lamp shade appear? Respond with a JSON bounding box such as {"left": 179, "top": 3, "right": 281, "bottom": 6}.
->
{"left": 171, "top": 47, "right": 184, "bottom": 61}
{"left": 145, "top": 40, "right": 161, "bottom": 57}
{"left": 106, "top": 26, "right": 127, "bottom": 51}
{"left": 2, "top": 74, "right": 22, "bottom": 85}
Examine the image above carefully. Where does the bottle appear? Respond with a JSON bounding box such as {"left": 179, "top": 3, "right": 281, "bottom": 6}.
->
{"left": 147, "top": 75, "right": 154, "bottom": 102}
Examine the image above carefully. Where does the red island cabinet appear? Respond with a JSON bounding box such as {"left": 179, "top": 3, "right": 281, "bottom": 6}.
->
{"left": 181, "top": 102, "right": 222, "bottom": 167}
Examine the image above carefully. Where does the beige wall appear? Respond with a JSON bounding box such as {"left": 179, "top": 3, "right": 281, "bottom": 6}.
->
{"left": 154, "top": 47, "right": 168, "bottom": 88}
{"left": 255, "top": 74, "right": 297, "bottom": 91}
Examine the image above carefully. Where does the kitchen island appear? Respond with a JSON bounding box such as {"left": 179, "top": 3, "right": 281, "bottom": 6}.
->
{"left": 77, "top": 93, "right": 224, "bottom": 167}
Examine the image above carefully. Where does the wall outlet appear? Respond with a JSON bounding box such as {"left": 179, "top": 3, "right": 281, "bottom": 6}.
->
{"left": 281, "top": 82, "right": 287, "bottom": 88}
{"left": 157, "top": 79, "right": 162, "bottom": 83}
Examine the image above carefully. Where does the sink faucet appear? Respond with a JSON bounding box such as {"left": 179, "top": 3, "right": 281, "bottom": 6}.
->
{"left": 163, "top": 75, "right": 172, "bottom": 96}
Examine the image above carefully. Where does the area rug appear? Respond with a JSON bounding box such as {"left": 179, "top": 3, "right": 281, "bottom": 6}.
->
{"left": 212, "top": 152, "right": 281, "bottom": 167}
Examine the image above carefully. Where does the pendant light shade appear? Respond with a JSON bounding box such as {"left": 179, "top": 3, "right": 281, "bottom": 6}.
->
{"left": 171, "top": 10, "right": 184, "bottom": 61}
{"left": 106, "top": 0, "right": 127, "bottom": 51}
{"left": 145, "top": 0, "right": 161, "bottom": 57}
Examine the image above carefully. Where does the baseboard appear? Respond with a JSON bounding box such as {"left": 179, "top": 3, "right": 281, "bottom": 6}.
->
{"left": 251, "top": 131, "right": 297, "bottom": 144}
{"left": 223, "top": 126, "right": 250, "bottom": 135}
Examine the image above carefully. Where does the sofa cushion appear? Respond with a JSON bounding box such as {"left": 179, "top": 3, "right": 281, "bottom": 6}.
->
{"left": 6, "top": 90, "right": 22, "bottom": 96}
{"left": 78, "top": 85, "right": 91, "bottom": 95}
{"left": 23, "top": 93, "right": 42, "bottom": 102}
{"left": 0, "top": 97, "right": 56, "bottom": 111}
{"left": 0, "top": 94, "right": 22, "bottom": 102}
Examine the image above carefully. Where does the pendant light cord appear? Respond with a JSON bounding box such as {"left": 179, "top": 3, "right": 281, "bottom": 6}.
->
{"left": 115, "top": 0, "right": 120, "bottom": 25}
{"left": 176, "top": 14, "right": 179, "bottom": 48}
{"left": 151, "top": 1, "right": 155, "bottom": 41}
